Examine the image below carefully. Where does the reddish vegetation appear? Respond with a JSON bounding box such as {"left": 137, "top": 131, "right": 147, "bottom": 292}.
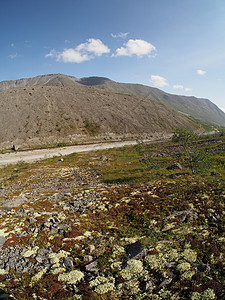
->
{"left": 64, "top": 225, "right": 82, "bottom": 238}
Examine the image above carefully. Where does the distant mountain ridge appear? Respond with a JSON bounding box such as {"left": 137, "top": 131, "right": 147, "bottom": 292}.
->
{"left": 1, "top": 74, "right": 224, "bottom": 126}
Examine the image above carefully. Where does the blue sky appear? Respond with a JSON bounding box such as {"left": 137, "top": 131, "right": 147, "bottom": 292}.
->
{"left": 1, "top": 0, "right": 225, "bottom": 112}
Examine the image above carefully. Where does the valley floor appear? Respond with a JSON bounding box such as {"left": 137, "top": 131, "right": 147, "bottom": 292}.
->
{"left": 0, "top": 134, "right": 224, "bottom": 299}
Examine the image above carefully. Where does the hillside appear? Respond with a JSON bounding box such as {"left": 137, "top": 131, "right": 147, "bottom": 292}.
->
{"left": 0, "top": 84, "right": 196, "bottom": 149}
{"left": 79, "top": 76, "right": 225, "bottom": 127}
{"left": 1, "top": 74, "right": 224, "bottom": 127}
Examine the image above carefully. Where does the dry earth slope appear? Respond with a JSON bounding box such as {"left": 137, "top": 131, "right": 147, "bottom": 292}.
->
{"left": 1, "top": 74, "right": 225, "bottom": 127}
{"left": 0, "top": 83, "right": 197, "bottom": 149}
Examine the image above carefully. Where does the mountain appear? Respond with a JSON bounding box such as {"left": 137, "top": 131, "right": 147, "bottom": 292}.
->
{"left": 78, "top": 77, "right": 225, "bottom": 127}
{"left": 0, "top": 79, "right": 197, "bottom": 149}
{"left": 1, "top": 74, "right": 224, "bottom": 126}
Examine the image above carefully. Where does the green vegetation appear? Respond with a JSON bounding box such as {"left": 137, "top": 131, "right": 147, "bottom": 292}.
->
{"left": 83, "top": 119, "right": 100, "bottom": 135}
{"left": 0, "top": 131, "right": 224, "bottom": 299}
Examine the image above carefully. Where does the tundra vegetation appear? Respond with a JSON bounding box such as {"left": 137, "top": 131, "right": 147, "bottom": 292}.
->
{"left": 0, "top": 129, "right": 224, "bottom": 299}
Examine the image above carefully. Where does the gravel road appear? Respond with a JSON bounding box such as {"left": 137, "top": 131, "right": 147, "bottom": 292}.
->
{"left": 0, "top": 140, "right": 141, "bottom": 166}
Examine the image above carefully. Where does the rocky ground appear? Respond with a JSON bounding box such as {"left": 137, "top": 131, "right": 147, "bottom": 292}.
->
{"left": 0, "top": 137, "right": 224, "bottom": 299}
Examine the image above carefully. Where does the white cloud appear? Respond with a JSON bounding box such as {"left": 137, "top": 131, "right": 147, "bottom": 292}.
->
{"left": 76, "top": 38, "right": 110, "bottom": 56}
{"left": 150, "top": 75, "right": 168, "bottom": 88}
{"left": 197, "top": 69, "right": 206, "bottom": 75}
{"left": 185, "top": 87, "right": 191, "bottom": 92}
{"left": 114, "top": 39, "right": 156, "bottom": 57}
{"left": 10, "top": 43, "right": 15, "bottom": 48}
{"left": 173, "top": 84, "right": 184, "bottom": 90}
{"left": 45, "top": 38, "right": 110, "bottom": 63}
{"left": 111, "top": 32, "right": 129, "bottom": 39}
{"left": 58, "top": 48, "right": 91, "bottom": 63}
{"left": 8, "top": 53, "right": 18, "bottom": 59}
{"left": 173, "top": 85, "right": 191, "bottom": 92}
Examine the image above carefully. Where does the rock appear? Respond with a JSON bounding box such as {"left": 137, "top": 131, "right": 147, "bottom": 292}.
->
{"left": 100, "top": 155, "right": 107, "bottom": 160}
{"left": 167, "top": 162, "right": 182, "bottom": 170}
{"left": 12, "top": 145, "right": 18, "bottom": 151}
{"left": 64, "top": 192, "right": 72, "bottom": 197}
{"left": 166, "top": 262, "right": 176, "bottom": 268}
{"left": 59, "top": 158, "right": 64, "bottom": 162}
{"left": 0, "top": 289, "right": 13, "bottom": 300}
{"left": 28, "top": 217, "right": 37, "bottom": 224}
{"left": 63, "top": 257, "right": 74, "bottom": 268}
{"left": 158, "top": 277, "right": 172, "bottom": 289}
{"left": 125, "top": 241, "right": 148, "bottom": 260}
{"left": 85, "top": 261, "right": 99, "bottom": 274}
{"left": 193, "top": 263, "right": 210, "bottom": 274}
{"left": 83, "top": 255, "right": 93, "bottom": 263}
{"left": 164, "top": 207, "right": 194, "bottom": 223}
{"left": 211, "top": 171, "right": 221, "bottom": 176}
{"left": 143, "top": 281, "right": 154, "bottom": 291}
{"left": 0, "top": 237, "right": 7, "bottom": 249}
{"left": 2, "top": 195, "right": 28, "bottom": 210}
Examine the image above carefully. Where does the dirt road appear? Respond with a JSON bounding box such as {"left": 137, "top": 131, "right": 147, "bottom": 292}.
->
{"left": 0, "top": 140, "right": 141, "bottom": 166}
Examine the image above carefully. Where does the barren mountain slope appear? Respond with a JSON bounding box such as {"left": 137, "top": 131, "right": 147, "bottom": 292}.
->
{"left": 79, "top": 76, "right": 225, "bottom": 127}
{"left": 1, "top": 74, "right": 224, "bottom": 126}
{"left": 0, "top": 85, "right": 196, "bottom": 149}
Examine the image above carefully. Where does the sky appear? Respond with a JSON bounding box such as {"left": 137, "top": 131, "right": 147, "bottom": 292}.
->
{"left": 1, "top": 0, "right": 225, "bottom": 112}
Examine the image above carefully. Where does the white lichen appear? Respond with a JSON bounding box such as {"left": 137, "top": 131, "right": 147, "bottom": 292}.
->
{"left": 51, "top": 267, "right": 66, "bottom": 274}
{"left": 180, "top": 270, "right": 195, "bottom": 280}
{"left": 90, "top": 276, "right": 115, "bottom": 294}
{"left": 191, "top": 288, "right": 216, "bottom": 300}
{"left": 31, "top": 267, "right": 48, "bottom": 283}
{"left": 145, "top": 254, "right": 167, "bottom": 271}
{"left": 181, "top": 248, "right": 197, "bottom": 263}
{"left": 120, "top": 259, "right": 143, "bottom": 280}
{"left": 201, "top": 288, "right": 216, "bottom": 300}
{"left": 0, "top": 269, "right": 7, "bottom": 275}
{"left": 112, "top": 245, "right": 125, "bottom": 258}
{"left": 176, "top": 262, "right": 191, "bottom": 273}
{"left": 110, "top": 261, "right": 123, "bottom": 271}
{"left": 23, "top": 246, "right": 39, "bottom": 258}
{"left": 58, "top": 270, "right": 84, "bottom": 285}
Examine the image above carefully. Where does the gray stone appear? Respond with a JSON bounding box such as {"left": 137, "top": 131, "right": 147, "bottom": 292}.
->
{"left": 125, "top": 241, "right": 148, "bottom": 260}
{"left": 167, "top": 162, "right": 182, "bottom": 170}
{"left": 158, "top": 277, "right": 172, "bottom": 289}
{"left": 28, "top": 217, "right": 37, "bottom": 224}
{"left": 83, "top": 255, "right": 93, "bottom": 263}
{"left": 85, "top": 261, "right": 99, "bottom": 274}
{"left": 0, "top": 237, "right": 7, "bottom": 249}
{"left": 143, "top": 281, "right": 154, "bottom": 291}
{"left": 193, "top": 263, "right": 210, "bottom": 274}
{"left": 164, "top": 207, "right": 194, "bottom": 222}
{"left": 2, "top": 195, "right": 28, "bottom": 210}
{"left": 12, "top": 145, "right": 18, "bottom": 151}
{"left": 166, "top": 262, "right": 176, "bottom": 268}
{"left": 63, "top": 257, "right": 74, "bottom": 268}
{"left": 35, "top": 255, "right": 44, "bottom": 264}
